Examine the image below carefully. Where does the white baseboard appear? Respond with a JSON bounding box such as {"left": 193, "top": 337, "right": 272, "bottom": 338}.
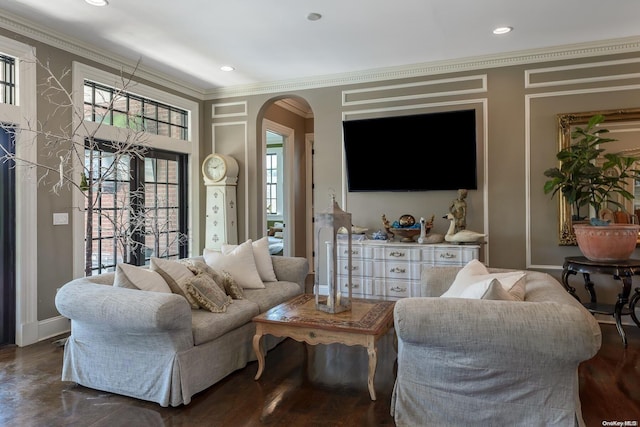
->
{"left": 16, "top": 321, "right": 39, "bottom": 347}
{"left": 38, "top": 315, "right": 70, "bottom": 342}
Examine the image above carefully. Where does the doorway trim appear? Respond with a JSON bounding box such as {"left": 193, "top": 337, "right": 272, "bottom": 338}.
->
{"left": 0, "top": 37, "right": 38, "bottom": 346}
{"left": 262, "top": 119, "right": 294, "bottom": 256}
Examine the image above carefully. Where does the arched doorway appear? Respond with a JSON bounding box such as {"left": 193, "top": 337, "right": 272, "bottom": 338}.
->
{"left": 258, "top": 97, "right": 314, "bottom": 267}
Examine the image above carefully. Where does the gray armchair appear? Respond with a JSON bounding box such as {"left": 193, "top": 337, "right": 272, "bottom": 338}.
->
{"left": 391, "top": 267, "right": 602, "bottom": 427}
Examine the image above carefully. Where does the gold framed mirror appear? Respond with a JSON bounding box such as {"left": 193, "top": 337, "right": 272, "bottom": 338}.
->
{"left": 557, "top": 108, "right": 640, "bottom": 245}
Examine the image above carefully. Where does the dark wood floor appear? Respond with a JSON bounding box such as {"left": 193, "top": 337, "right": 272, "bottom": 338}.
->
{"left": 0, "top": 323, "right": 638, "bottom": 427}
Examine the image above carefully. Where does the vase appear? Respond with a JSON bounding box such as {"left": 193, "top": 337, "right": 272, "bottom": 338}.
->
{"left": 573, "top": 224, "right": 640, "bottom": 262}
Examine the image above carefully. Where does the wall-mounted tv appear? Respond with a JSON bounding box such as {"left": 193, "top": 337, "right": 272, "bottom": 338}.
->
{"left": 343, "top": 109, "right": 478, "bottom": 192}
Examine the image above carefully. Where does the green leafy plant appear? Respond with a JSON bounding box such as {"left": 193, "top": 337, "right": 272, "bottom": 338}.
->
{"left": 544, "top": 114, "right": 640, "bottom": 222}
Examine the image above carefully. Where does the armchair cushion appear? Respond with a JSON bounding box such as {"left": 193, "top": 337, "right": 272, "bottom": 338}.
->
{"left": 448, "top": 277, "right": 518, "bottom": 301}
{"left": 441, "top": 259, "right": 526, "bottom": 300}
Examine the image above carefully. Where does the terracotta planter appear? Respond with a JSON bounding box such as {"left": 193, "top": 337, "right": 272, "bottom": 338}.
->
{"left": 573, "top": 223, "right": 640, "bottom": 262}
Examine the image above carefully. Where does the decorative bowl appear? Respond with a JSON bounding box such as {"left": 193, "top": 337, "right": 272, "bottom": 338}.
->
{"left": 390, "top": 227, "right": 420, "bottom": 242}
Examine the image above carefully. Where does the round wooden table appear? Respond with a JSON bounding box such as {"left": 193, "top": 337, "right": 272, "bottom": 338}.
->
{"left": 561, "top": 256, "right": 640, "bottom": 347}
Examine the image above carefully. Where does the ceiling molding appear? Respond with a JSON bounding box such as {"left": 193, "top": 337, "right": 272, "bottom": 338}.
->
{"left": 0, "top": 11, "right": 206, "bottom": 99}
{"left": 205, "top": 36, "right": 640, "bottom": 100}
{"left": 1, "top": 9, "right": 639, "bottom": 102}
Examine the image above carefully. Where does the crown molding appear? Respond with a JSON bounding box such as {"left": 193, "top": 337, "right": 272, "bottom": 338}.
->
{"left": 0, "top": 10, "right": 206, "bottom": 99}
{"left": 1, "top": 9, "right": 639, "bottom": 102}
{"left": 206, "top": 36, "right": 640, "bottom": 100}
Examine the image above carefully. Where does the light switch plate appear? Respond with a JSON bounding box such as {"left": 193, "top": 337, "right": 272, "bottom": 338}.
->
{"left": 53, "top": 212, "right": 68, "bottom": 225}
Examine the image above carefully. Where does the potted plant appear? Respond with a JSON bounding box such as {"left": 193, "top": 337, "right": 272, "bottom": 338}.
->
{"left": 544, "top": 114, "right": 640, "bottom": 261}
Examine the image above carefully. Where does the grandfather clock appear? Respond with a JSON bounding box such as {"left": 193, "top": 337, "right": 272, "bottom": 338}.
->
{"left": 202, "top": 153, "right": 239, "bottom": 250}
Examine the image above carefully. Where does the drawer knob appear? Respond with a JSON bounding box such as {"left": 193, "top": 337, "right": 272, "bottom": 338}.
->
{"left": 390, "top": 267, "right": 406, "bottom": 273}
{"left": 389, "top": 251, "right": 406, "bottom": 257}
{"left": 440, "top": 252, "right": 456, "bottom": 259}
{"left": 390, "top": 286, "right": 406, "bottom": 292}
{"left": 345, "top": 283, "right": 360, "bottom": 289}
{"left": 344, "top": 265, "right": 358, "bottom": 271}
{"left": 344, "top": 249, "right": 359, "bottom": 255}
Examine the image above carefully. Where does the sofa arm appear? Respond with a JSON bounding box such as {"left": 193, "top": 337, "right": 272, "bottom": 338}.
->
{"left": 271, "top": 256, "right": 309, "bottom": 291}
{"left": 55, "top": 279, "right": 193, "bottom": 333}
{"left": 394, "top": 297, "right": 601, "bottom": 364}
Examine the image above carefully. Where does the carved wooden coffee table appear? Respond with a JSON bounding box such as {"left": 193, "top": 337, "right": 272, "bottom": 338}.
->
{"left": 252, "top": 293, "right": 395, "bottom": 400}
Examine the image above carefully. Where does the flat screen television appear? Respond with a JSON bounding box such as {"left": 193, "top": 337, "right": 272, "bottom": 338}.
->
{"left": 343, "top": 109, "right": 478, "bottom": 192}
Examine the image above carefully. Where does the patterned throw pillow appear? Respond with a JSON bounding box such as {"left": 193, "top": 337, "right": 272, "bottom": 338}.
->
{"left": 185, "top": 273, "right": 232, "bottom": 313}
{"left": 180, "top": 259, "right": 244, "bottom": 299}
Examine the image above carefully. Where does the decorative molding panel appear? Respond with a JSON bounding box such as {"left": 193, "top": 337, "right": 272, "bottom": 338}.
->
{"left": 525, "top": 58, "right": 640, "bottom": 89}
{"left": 212, "top": 101, "right": 248, "bottom": 118}
{"left": 524, "top": 84, "right": 640, "bottom": 270}
{"left": 342, "top": 75, "right": 487, "bottom": 107}
{"left": 341, "top": 99, "right": 491, "bottom": 263}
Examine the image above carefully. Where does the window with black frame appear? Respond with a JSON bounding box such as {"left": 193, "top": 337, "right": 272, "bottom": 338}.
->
{"left": 86, "top": 142, "right": 187, "bottom": 275}
{"left": 0, "top": 54, "right": 16, "bottom": 105}
{"left": 83, "top": 80, "right": 189, "bottom": 140}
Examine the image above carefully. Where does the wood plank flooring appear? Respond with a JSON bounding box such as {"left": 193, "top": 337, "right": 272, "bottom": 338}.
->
{"left": 0, "top": 323, "right": 638, "bottom": 427}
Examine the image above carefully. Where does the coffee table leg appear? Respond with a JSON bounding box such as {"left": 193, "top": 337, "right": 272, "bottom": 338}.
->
{"left": 367, "top": 337, "right": 377, "bottom": 401}
{"left": 253, "top": 326, "right": 265, "bottom": 380}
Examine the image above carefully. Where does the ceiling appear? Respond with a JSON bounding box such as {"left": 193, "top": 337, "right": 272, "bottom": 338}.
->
{"left": 2, "top": 0, "right": 640, "bottom": 94}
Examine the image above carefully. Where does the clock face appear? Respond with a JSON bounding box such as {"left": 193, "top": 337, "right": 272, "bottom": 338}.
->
{"left": 204, "top": 155, "right": 226, "bottom": 182}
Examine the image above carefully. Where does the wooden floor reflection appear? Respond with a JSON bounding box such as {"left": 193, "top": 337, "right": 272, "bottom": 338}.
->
{"left": 0, "top": 331, "right": 397, "bottom": 427}
{"left": 0, "top": 323, "right": 638, "bottom": 426}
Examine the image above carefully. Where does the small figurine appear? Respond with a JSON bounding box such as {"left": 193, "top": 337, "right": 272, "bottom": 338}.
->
{"left": 449, "top": 189, "right": 468, "bottom": 233}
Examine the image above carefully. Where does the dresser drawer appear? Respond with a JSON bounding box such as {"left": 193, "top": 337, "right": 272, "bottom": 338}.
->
{"left": 374, "top": 279, "right": 418, "bottom": 299}
{"left": 374, "top": 262, "right": 421, "bottom": 281}
{"left": 337, "top": 259, "right": 373, "bottom": 277}
{"left": 433, "top": 246, "right": 478, "bottom": 266}
{"left": 336, "top": 243, "right": 373, "bottom": 260}
{"left": 338, "top": 276, "right": 373, "bottom": 297}
{"left": 374, "top": 246, "right": 421, "bottom": 262}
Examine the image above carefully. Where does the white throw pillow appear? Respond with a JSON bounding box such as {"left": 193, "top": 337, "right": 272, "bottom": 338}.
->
{"left": 443, "top": 277, "right": 518, "bottom": 301}
{"left": 222, "top": 237, "right": 277, "bottom": 282}
{"left": 441, "top": 259, "right": 526, "bottom": 300}
{"left": 114, "top": 263, "right": 171, "bottom": 293}
{"left": 203, "top": 240, "right": 265, "bottom": 289}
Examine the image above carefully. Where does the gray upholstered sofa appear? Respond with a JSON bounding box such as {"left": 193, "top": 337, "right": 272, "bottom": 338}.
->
{"left": 55, "top": 255, "right": 308, "bottom": 407}
{"left": 391, "top": 266, "right": 602, "bottom": 427}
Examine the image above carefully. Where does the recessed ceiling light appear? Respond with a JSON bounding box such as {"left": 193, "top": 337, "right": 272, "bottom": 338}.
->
{"left": 307, "top": 12, "right": 322, "bottom": 21}
{"left": 493, "top": 26, "right": 513, "bottom": 35}
{"left": 85, "top": 0, "right": 109, "bottom": 6}
{"left": 220, "top": 65, "right": 235, "bottom": 72}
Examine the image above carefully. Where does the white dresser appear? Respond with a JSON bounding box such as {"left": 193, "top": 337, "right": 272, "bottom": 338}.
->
{"left": 327, "top": 240, "right": 480, "bottom": 300}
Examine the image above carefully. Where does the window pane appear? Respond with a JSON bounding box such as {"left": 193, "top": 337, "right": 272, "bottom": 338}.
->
{"left": 167, "top": 161, "right": 179, "bottom": 184}
{"left": 145, "top": 158, "right": 156, "bottom": 182}
{"left": 158, "top": 122, "right": 170, "bottom": 137}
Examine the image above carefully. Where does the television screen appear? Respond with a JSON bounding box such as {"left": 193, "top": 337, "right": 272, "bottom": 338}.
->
{"left": 343, "top": 109, "right": 478, "bottom": 192}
